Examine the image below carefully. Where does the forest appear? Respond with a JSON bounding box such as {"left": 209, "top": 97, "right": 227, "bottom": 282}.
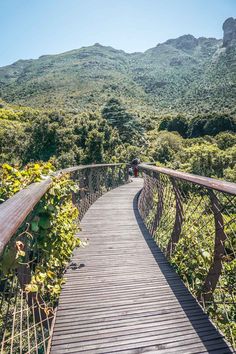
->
{"left": 0, "top": 97, "right": 235, "bottom": 181}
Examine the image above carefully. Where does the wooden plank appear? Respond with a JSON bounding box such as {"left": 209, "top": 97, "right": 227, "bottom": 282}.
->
{"left": 50, "top": 178, "right": 233, "bottom": 354}
{"left": 52, "top": 312, "right": 212, "bottom": 333}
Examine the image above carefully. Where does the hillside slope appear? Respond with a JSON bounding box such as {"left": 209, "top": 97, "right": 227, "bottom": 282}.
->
{"left": 0, "top": 18, "right": 235, "bottom": 115}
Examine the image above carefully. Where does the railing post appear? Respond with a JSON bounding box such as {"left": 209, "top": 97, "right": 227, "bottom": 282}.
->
{"left": 96, "top": 168, "right": 102, "bottom": 196}
{"left": 199, "top": 190, "right": 226, "bottom": 303}
{"left": 71, "top": 171, "right": 77, "bottom": 206}
{"left": 138, "top": 172, "right": 155, "bottom": 221}
{"left": 111, "top": 166, "right": 116, "bottom": 188}
{"left": 118, "top": 166, "right": 122, "bottom": 184}
{"left": 126, "top": 164, "right": 130, "bottom": 183}
{"left": 150, "top": 173, "right": 164, "bottom": 236}
{"left": 166, "top": 178, "right": 183, "bottom": 258}
{"left": 79, "top": 170, "right": 86, "bottom": 200}
{"left": 88, "top": 169, "right": 94, "bottom": 194}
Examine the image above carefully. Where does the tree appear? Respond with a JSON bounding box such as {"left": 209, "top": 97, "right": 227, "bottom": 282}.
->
{"left": 167, "top": 115, "right": 189, "bottom": 137}
{"left": 215, "top": 132, "right": 236, "bottom": 150}
{"left": 204, "top": 115, "right": 236, "bottom": 136}
{"left": 101, "top": 98, "right": 144, "bottom": 142}
{"left": 147, "top": 131, "right": 183, "bottom": 163}
{"left": 24, "top": 111, "right": 79, "bottom": 166}
{"left": 158, "top": 116, "right": 171, "bottom": 131}
{"left": 178, "top": 143, "right": 226, "bottom": 178}
{"left": 85, "top": 129, "right": 105, "bottom": 163}
{"left": 187, "top": 117, "right": 207, "bottom": 138}
{"left": 0, "top": 121, "right": 26, "bottom": 165}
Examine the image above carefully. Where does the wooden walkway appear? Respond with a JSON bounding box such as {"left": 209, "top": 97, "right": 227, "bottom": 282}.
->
{"left": 51, "top": 179, "right": 233, "bottom": 354}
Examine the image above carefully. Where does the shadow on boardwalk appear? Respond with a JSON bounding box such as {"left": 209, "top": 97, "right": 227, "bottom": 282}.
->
{"left": 133, "top": 190, "right": 233, "bottom": 354}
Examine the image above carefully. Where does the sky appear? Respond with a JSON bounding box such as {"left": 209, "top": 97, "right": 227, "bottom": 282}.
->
{"left": 0, "top": 0, "right": 235, "bottom": 67}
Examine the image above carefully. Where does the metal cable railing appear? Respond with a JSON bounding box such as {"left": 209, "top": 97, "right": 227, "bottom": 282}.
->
{"left": 138, "top": 163, "right": 236, "bottom": 348}
{"left": 0, "top": 163, "right": 129, "bottom": 353}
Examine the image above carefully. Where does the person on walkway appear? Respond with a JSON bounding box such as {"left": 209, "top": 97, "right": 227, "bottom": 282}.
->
{"left": 131, "top": 158, "right": 140, "bottom": 177}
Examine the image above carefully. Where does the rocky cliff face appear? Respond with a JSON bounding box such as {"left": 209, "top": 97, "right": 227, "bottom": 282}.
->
{"left": 165, "top": 35, "right": 199, "bottom": 51}
{"left": 223, "top": 17, "right": 236, "bottom": 47}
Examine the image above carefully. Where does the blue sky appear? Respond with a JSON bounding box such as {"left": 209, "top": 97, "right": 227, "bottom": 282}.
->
{"left": 0, "top": 0, "right": 235, "bottom": 67}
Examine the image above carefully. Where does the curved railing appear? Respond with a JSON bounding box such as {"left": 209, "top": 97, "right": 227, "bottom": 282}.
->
{"left": 1, "top": 161, "right": 235, "bottom": 351}
{"left": 138, "top": 163, "right": 236, "bottom": 347}
{"left": 0, "top": 163, "right": 129, "bottom": 353}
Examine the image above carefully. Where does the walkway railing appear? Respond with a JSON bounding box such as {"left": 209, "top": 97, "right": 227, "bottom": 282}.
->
{"left": 0, "top": 164, "right": 129, "bottom": 353}
{"left": 138, "top": 163, "right": 236, "bottom": 347}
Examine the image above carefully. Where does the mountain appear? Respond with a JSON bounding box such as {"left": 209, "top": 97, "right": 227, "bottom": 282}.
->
{"left": 0, "top": 18, "right": 235, "bottom": 115}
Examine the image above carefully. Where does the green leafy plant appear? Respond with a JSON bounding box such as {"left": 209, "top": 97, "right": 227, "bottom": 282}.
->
{"left": 0, "top": 163, "right": 81, "bottom": 301}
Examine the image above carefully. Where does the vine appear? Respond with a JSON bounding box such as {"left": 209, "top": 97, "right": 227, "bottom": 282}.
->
{"left": 0, "top": 162, "right": 82, "bottom": 302}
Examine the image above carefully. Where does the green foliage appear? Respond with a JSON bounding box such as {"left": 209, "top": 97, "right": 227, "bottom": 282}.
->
{"left": 0, "top": 162, "right": 53, "bottom": 202}
{"left": 203, "top": 115, "right": 236, "bottom": 136}
{"left": 159, "top": 113, "right": 236, "bottom": 138}
{"left": 23, "top": 111, "right": 83, "bottom": 166}
{"left": 0, "top": 163, "right": 80, "bottom": 301}
{"left": 215, "top": 132, "right": 236, "bottom": 150}
{"left": 101, "top": 98, "right": 144, "bottom": 142}
{"left": 178, "top": 143, "right": 226, "bottom": 177}
{"left": 0, "top": 104, "right": 125, "bottom": 167}
{"left": 146, "top": 130, "right": 183, "bottom": 163}
{"left": 145, "top": 129, "right": 235, "bottom": 181}
{"left": 159, "top": 115, "right": 188, "bottom": 137}
{"left": 0, "top": 100, "right": 234, "bottom": 183}
{"left": 26, "top": 176, "right": 80, "bottom": 299}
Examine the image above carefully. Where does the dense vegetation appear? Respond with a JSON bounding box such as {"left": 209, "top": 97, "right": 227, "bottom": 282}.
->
{"left": 0, "top": 98, "right": 235, "bottom": 181}
{"left": 0, "top": 162, "right": 80, "bottom": 297}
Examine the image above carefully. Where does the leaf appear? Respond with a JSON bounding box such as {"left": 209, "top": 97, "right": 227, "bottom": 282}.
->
{"left": 35, "top": 272, "right": 47, "bottom": 283}
{"left": 2, "top": 163, "right": 12, "bottom": 171}
{"left": 34, "top": 164, "right": 40, "bottom": 170}
{"left": 201, "top": 250, "right": 211, "bottom": 260}
{"left": 25, "top": 284, "right": 38, "bottom": 293}
{"left": 52, "top": 284, "right": 61, "bottom": 295}
{"left": 15, "top": 240, "right": 24, "bottom": 250}
{"left": 2, "top": 248, "right": 17, "bottom": 275}
{"left": 31, "top": 220, "right": 39, "bottom": 232}
{"left": 17, "top": 250, "right": 25, "bottom": 258}
{"left": 47, "top": 204, "right": 56, "bottom": 212}
{"left": 38, "top": 216, "right": 51, "bottom": 230}
{"left": 46, "top": 270, "right": 55, "bottom": 279}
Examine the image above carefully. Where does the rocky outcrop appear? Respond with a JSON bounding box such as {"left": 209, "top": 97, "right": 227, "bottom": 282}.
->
{"left": 223, "top": 17, "right": 236, "bottom": 47}
{"left": 165, "top": 35, "right": 198, "bottom": 51}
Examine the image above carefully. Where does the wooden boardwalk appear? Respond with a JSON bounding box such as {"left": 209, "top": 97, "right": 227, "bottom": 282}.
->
{"left": 51, "top": 179, "right": 233, "bottom": 354}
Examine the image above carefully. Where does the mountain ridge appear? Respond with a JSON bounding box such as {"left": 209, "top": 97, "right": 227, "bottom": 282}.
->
{"left": 0, "top": 18, "right": 235, "bottom": 115}
{"left": 1, "top": 34, "right": 222, "bottom": 69}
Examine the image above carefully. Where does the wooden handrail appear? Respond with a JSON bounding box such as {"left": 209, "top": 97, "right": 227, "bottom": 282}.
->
{"left": 56, "top": 163, "right": 125, "bottom": 174}
{"left": 139, "top": 163, "right": 236, "bottom": 195}
{"left": 0, "top": 178, "right": 52, "bottom": 255}
{"left": 0, "top": 163, "right": 126, "bottom": 255}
